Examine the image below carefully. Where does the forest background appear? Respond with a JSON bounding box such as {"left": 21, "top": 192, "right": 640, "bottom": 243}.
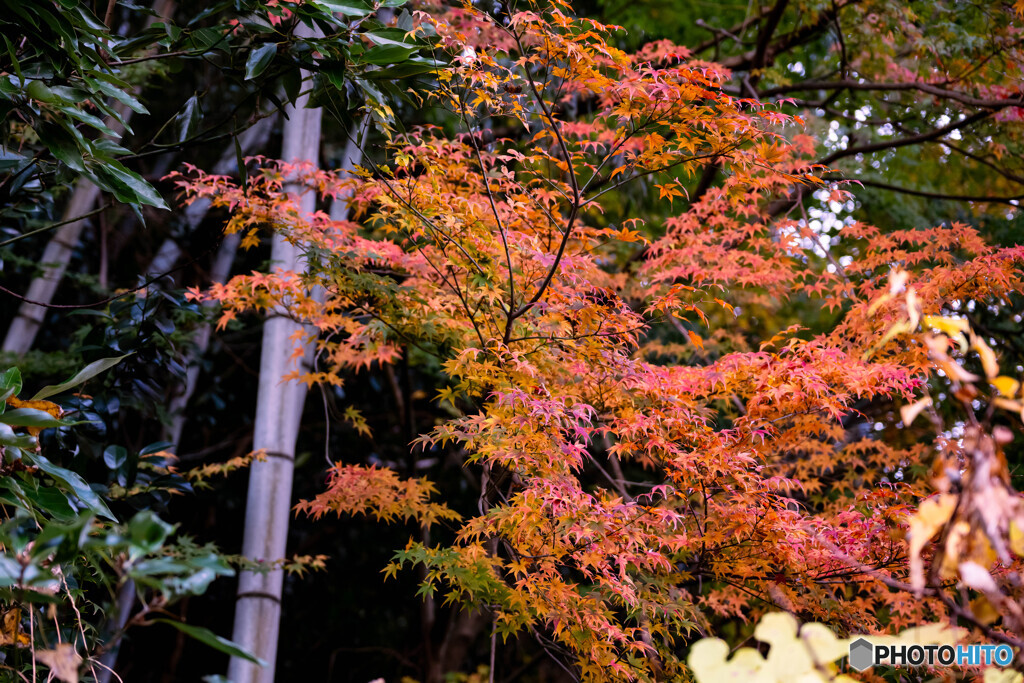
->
{"left": 1, "top": 0, "right": 1024, "bottom": 682}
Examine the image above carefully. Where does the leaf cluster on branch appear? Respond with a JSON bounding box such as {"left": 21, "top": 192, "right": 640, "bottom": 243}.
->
{"left": 173, "top": 0, "right": 1024, "bottom": 679}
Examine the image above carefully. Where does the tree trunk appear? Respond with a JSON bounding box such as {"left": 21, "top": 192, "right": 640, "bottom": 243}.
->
{"left": 91, "top": 113, "right": 279, "bottom": 683}
{"left": 2, "top": 184, "right": 103, "bottom": 354}
{"left": 226, "top": 24, "right": 323, "bottom": 682}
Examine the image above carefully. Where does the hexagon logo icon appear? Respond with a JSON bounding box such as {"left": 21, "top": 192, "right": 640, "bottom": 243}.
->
{"left": 848, "top": 637, "right": 874, "bottom": 672}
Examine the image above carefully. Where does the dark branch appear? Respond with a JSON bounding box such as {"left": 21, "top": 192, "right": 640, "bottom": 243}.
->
{"left": 845, "top": 178, "right": 1024, "bottom": 205}
{"left": 818, "top": 109, "right": 993, "bottom": 166}
{"left": 755, "top": 79, "right": 1024, "bottom": 110}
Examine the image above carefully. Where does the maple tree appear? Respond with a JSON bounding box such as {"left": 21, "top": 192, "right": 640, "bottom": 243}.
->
{"left": 169, "top": 0, "right": 1024, "bottom": 679}
{"left": 0, "top": 0, "right": 1014, "bottom": 679}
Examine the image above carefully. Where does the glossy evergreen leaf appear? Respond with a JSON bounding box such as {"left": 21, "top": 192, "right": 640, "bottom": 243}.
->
{"left": 154, "top": 620, "right": 268, "bottom": 665}
{"left": 32, "top": 354, "right": 132, "bottom": 400}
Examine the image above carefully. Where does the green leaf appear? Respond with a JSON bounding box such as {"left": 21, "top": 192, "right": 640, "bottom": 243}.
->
{"left": 2, "top": 0, "right": 40, "bottom": 29}
{"left": 0, "top": 408, "right": 64, "bottom": 429}
{"left": 186, "top": 1, "right": 232, "bottom": 26}
{"left": 164, "top": 553, "right": 233, "bottom": 597}
{"left": 1, "top": 36, "right": 22, "bottom": 83}
{"left": 280, "top": 65, "right": 302, "bottom": 105}
{"left": 92, "top": 138, "right": 132, "bottom": 156}
{"left": 103, "top": 444, "right": 128, "bottom": 470}
{"left": 37, "top": 123, "right": 86, "bottom": 173}
{"left": 32, "top": 514, "right": 92, "bottom": 555}
{"left": 31, "top": 354, "right": 131, "bottom": 400}
{"left": 126, "top": 510, "right": 173, "bottom": 556}
{"left": 174, "top": 94, "right": 202, "bottom": 143}
{"left": 16, "top": 483, "right": 77, "bottom": 520}
{"left": 49, "top": 85, "right": 88, "bottom": 103}
{"left": 188, "top": 26, "right": 229, "bottom": 51}
{"left": 314, "top": 0, "right": 374, "bottom": 17}
{"left": 99, "top": 161, "right": 169, "bottom": 210}
{"left": 320, "top": 61, "right": 347, "bottom": 90}
{"left": 0, "top": 367, "right": 22, "bottom": 407}
{"left": 359, "top": 43, "right": 420, "bottom": 66}
{"left": 395, "top": 9, "right": 413, "bottom": 31}
{"left": 88, "top": 76, "right": 149, "bottom": 114}
{"left": 0, "top": 556, "right": 30, "bottom": 587}
{"left": 0, "top": 423, "right": 36, "bottom": 450}
{"left": 57, "top": 104, "right": 119, "bottom": 136}
{"left": 154, "top": 620, "right": 268, "bottom": 665}
{"left": 244, "top": 42, "right": 277, "bottom": 81}
{"left": 27, "top": 454, "right": 117, "bottom": 521}
{"left": 131, "top": 557, "right": 190, "bottom": 576}
{"left": 71, "top": 2, "right": 108, "bottom": 32}
{"left": 365, "top": 28, "right": 419, "bottom": 47}
{"left": 366, "top": 59, "right": 440, "bottom": 80}
{"left": 139, "top": 440, "right": 173, "bottom": 456}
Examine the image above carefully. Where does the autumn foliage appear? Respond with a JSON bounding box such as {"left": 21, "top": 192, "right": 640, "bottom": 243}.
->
{"left": 172, "top": 0, "right": 1024, "bottom": 678}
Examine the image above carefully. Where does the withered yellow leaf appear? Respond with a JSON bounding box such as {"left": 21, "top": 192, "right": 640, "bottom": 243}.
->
{"left": 907, "top": 494, "right": 957, "bottom": 595}
{"left": 991, "top": 376, "right": 1020, "bottom": 398}
{"left": 1010, "top": 520, "right": 1024, "bottom": 557}
{"left": 0, "top": 608, "right": 30, "bottom": 647}
{"left": 5, "top": 396, "right": 62, "bottom": 418}
{"left": 973, "top": 337, "right": 999, "bottom": 379}
{"left": 36, "top": 643, "right": 82, "bottom": 683}
{"left": 4, "top": 396, "right": 64, "bottom": 436}
{"left": 900, "top": 396, "right": 932, "bottom": 427}
{"left": 970, "top": 595, "right": 1001, "bottom": 626}
{"left": 923, "top": 315, "right": 969, "bottom": 350}
{"left": 992, "top": 397, "right": 1024, "bottom": 417}
{"left": 941, "top": 520, "right": 970, "bottom": 579}
{"left": 984, "top": 669, "right": 1023, "bottom": 683}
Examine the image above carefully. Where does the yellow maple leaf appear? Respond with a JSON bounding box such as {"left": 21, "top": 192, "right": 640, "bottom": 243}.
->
{"left": 973, "top": 337, "right": 999, "bottom": 378}
{"left": 36, "top": 643, "right": 82, "bottom": 683}
{"left": 907, "top": 494, "right": 957, "bottom": 595}
{"left": 922, "top": 315, "right": 969, "bottom": 349}
{"left": 1010, "top": 520, "right": 1024, "bottom": 557}
{"left": 900, "top": 396, "right": 932, "bottom": 427}
{"left": 991, "top": 375, "right": 1020, "bottom": 398}
{"left": 0, "top": 608, "right": 30, "bottom": 647}
{"left": 5, "top": 396, "right": 63, "bottom": 436}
